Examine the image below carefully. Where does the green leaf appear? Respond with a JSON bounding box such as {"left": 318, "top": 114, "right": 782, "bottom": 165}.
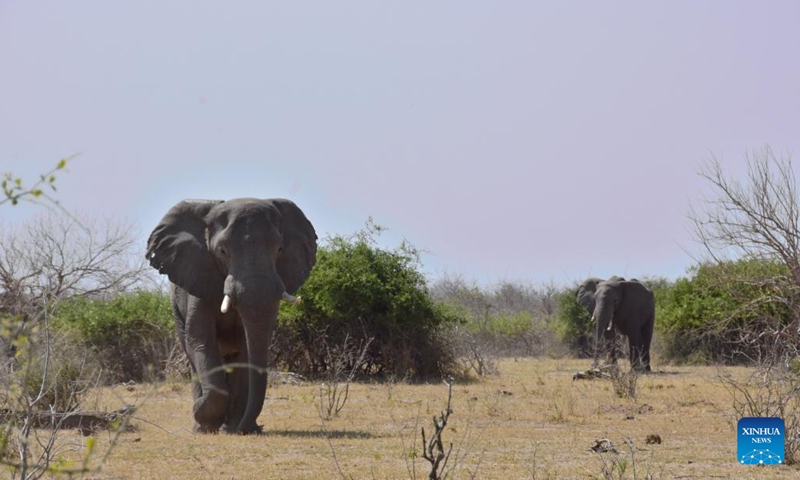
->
{"left": 57, "top": 159, "right": 67, "bottom": 169}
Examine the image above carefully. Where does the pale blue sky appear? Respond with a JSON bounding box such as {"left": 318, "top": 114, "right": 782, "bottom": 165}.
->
{"left": 1, "top": 1, "right": 798, "bottom": 286}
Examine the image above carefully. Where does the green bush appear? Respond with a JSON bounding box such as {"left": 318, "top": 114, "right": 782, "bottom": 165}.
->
{"left": 555, "top": 287, "right": 593, "bottom": 357}
{"left": 658, "top": 259, "right": 790, "bottom": 331}
{"left": 0, "top": 316, "right": 98, "bottom": 414}
{"left": 276, "top": 225, "right": 462, "bottom": 380}
{"left": 655, "top": 258, "right": 793, "bottom": 364}
{"left": 460, "top": 311, "right": 530, "bottom": 336}
{"left": 430, "top": 276, "right": 566, "bottom": 358}
{"left": 53, "top": 291, "right": 175, "bottom": 383}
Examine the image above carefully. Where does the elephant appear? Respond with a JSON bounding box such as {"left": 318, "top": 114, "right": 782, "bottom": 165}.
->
{"left": 591, "top": 278, "right": 655, "bottom": 372}
{"left": 146, "top": 198, "right": 317, "bottom": 434}
{"left": 576, "top": 276, "right": 626, "bottom": 363}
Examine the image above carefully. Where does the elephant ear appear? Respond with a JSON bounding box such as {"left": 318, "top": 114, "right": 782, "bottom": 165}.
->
{"left": 146, "top": 200, "right": 225, "bottom": 299}
{"left": 577, "top": 278, "right": 602, "bottom": 310}
{"left": 271, "top": 199, "right": 317, "bottom": 294}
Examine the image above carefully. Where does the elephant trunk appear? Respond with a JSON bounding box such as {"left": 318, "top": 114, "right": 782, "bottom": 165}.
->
{"left": 234, "top": 271, "right": 284, "bottom": 434}
{"left": 237, "top": 309, "right": 274, "bottom": 433}
{"left": 593, "top": 302, "right": 613, "bottom": 363}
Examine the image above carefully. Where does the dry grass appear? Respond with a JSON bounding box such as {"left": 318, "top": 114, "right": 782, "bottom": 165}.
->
{"left": 54, "top": 358, "right": 795, "bottom": 479}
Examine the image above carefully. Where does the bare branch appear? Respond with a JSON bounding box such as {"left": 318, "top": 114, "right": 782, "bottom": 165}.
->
{"left": 690, "top": 147, "right": 800, "bottom": 284}
{"left": 0, "top": 214, "right": 155, "bottom": 319}
{"left": 689, "top": 146, "right": 800, "bottom": 364}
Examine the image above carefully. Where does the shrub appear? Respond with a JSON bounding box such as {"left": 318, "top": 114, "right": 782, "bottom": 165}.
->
{"left": 683, "top": 148, "right": 800, "bottom": 365}
{"left": 275, "top": 223, "right": 461, "bottom": 380}
{"left": 0, "top": 313, "right": 110, "bottom": 478}
{"left": 431, "top": 275, "right": 564, "bottom": 358}
{"left": 555, "top": 287, "right": 593, "bottom": 358}
{"left": 14, "top": 330, "right": 99, "bottom": 413}
{"left": 655, "top": 258, "right": 793, "bottom": 364}
{"left": 52, "top": 291, "right": 175, "bottom": 383}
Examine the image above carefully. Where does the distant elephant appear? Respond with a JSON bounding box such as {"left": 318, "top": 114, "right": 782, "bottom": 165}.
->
{"left": 146, "top": 198, "right": 317, "bottom": 434}
{"left": 576, "top": 276, "right": 626, "bottom": 362}
{"left": 592, "top": 278, "right": 654, "bottom": 372}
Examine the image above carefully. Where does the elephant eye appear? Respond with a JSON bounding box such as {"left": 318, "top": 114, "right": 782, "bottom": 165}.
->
{"left": 278, "top": 246, "right": 284, "bottom": 255}
{"left": 218, "top": 246, "right": 227, "bottom": 256}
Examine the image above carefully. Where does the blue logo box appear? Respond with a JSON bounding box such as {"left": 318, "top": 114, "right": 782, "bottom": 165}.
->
{"left": 738, "top": 417, "right": 784, "bottom": 465}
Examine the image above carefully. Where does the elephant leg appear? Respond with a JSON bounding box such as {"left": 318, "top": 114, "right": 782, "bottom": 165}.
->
{"left": 185, "top": 300, "right": 229, "bottom": 432}
{"left": 640, "top": 316, "right": 654, "bottom": 372}
{"left": 603, "top": 329, "right": 618, "bottom": 365}
{"left": 184, "top": 360, "right": 202, "bottom": 402}
{"left": 176, "top": 324, "right": 203, "bottom": 404}
{"left": 223, "top": 325, "right": 255, "bottom": 434}
{"left": 222, "top": 353, "right": 250, "bottom": 433}
{"left": 627, "top": 332, "right": 646, "bottom": 372}
{"left": 173, "top": 297, "right": 208, "bottom": 430}
{"left": 186, "top": 362, "right": 207, "bottom": 433}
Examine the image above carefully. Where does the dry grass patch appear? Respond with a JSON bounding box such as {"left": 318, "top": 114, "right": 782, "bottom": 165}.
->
{"left": 48, "top": 359, "right": 796, "bottom": 478}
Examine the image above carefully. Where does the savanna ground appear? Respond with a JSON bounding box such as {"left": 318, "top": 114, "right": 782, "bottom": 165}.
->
{"left": 55, "top": 358, "right": 794, "bottom": 479}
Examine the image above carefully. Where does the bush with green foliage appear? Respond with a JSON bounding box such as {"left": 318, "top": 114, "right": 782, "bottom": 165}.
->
{"left": 430, "top": 276, "right": 564, "bottom": 359}
{"left": 276, "top": 225, "right": 461, "bottom": 380}
{"left": 464, "top": 311, "right": 532, "bottom": 337}
{"left": 53, "top": 291, "right": 175, "bottom": 383}
{"left": 655, "top": 258, "right": 793, "bottom": 364}
{"left": 555, "top": 287, "right": 594, "bottom": 358}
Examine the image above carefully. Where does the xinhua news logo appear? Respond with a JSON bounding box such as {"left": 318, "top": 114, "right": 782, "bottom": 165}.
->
{"left": 738, "top": 417, "right": 784, "bottom": 465}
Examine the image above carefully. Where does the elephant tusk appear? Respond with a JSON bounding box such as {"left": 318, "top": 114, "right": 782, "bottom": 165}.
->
{"left": 591, "top": 315, "right": 595, "bottom": 323}
{"left": 607, "top": 320, "right": 613, "bottom": 331}
{"left": 282, "top": 292, "right": 302, "bottom": 305}
{"left": 221, "top": 295, "right": 232, "bottom": 313}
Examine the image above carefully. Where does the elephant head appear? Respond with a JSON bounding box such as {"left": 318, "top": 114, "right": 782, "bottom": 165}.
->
{"left": 146, "top": 198, "right": 316, "bottom": 432}
{"left": 576, "top": 277, "right": 604, "bottom": 317}
{"left": 593, "top": 278, "right": 624, "bottom": 335}
{"left": 576, "top": 276, "right": 625, "bottom": 319}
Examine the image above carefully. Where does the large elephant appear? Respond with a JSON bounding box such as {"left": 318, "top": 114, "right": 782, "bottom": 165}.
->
{"left": 146, "top": 198, "right": 317, "bottom": 434}
{"left": 576, "top": 276, "right": 626, "bottom": 363}
{"left": 591, "top": 278, "right": 655, "bottom": 372}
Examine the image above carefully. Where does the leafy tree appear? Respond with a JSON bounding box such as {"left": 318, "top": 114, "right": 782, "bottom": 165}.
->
{"left": 656, "top": 259, "right": 792, "bottom": 364}
{"left": 276, "top": 222, "right": 461, "bottom": 380}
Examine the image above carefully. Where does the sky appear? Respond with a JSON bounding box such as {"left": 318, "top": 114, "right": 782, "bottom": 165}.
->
{"left": 1, "top": 1, "right": 799, "bottom": 287}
